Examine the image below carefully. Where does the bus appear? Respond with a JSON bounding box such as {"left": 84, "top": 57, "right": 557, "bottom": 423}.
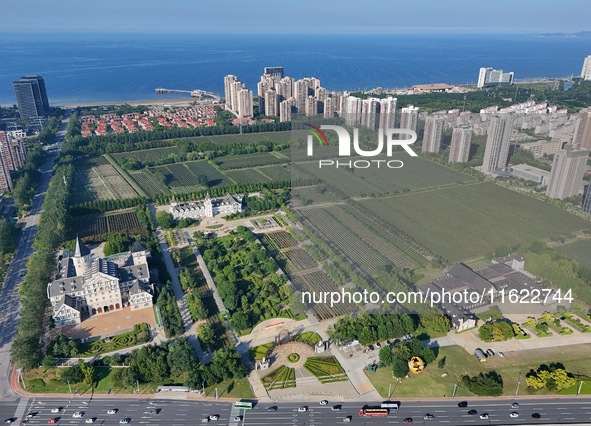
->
{"left": 234, "top": 400, "right": 255, "bottom": 410}
{"left": 381, "top": 401, "right": 399, "bottom": 410}
{"left": 358, "top": 407, "right": 389, "bottom": 417}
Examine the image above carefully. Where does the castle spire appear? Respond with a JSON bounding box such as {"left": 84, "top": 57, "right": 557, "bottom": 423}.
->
{"left": 73, "top": 234, "right": 90, "bottom": 257}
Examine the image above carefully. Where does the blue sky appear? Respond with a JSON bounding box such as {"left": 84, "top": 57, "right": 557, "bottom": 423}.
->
{"left": 1, "top": 0, "right": 589, "bottom": 34}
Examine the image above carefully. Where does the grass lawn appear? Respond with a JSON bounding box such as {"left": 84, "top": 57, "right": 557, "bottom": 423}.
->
{"left": 23, "top": 367, "right": 156, "bottom": 395}
{"left": 204, "top": 377, "right": 254, "bottom": 399}
{"left": 365, "top": 344, "right": 591, "bottom": 398}
{"left": 557, "top": 239, "right": 591, "bottom": 268}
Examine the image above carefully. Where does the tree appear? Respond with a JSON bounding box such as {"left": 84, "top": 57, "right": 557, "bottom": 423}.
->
{"left": 112, "top": 368, "right": 137, "bottom": 388}
{"left": 198, "top": 323, "right": 215, "bottom": 347}
{"left": 166, "top": 338, "right": 198, "bottom": 377}
{"left": 463, "top": 371, "right": 503, "bottom": 396}
{"left": 61, "top": 362, "right": 84, "bottom": 384}
{"left": 379, "top": 346, "right": 395, "bottom": 365}
{"left": 419, "top": 314, "right": 451, "bottom": 335}
{"left": 103, "top": 234, "right": 133, "bottom": 256}
{"left": 81, "top": 362, "right": 95, "bottom": 385}
{"left": 392, "top": 356, "right": 409, "bottom": 378}
{"left": 231, "top": 312, "right": 251, "bottom": 331}
{"left": 156, "top": 211, "right": 174, "bottom": 229}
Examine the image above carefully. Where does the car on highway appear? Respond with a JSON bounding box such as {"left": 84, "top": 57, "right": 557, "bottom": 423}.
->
{"left": 50, "top": 408, "right": 61, "bottom": 414}
{"left": 119, "top": 419, "right": 131, "bottom": 424}
{"left": 48, "top": 419, "right": 58, "bottom": 424}
{"left": 403, "top": 418, "right": 413, "bottom": 424}
{"left": 73, "top": 412, "right": 84, "bottom": 418}
{"left": 532, "top": 413, "right": 541, "bottom": 419}
{"left": 343, "top": 416, "right": 352, "bottom": 423}
{"left": 107, "top": 409, "right": 118, "bottom": 414}
{"left": 510, "top": 412, "right": 519, "bottom": 418}
{"left": 267, "top": 406, "right": 277, "bottom": 412}
{"left": 320, "top": 400, "right": 328, "bottom": 405}
{"left": 85, "top": 419, "right": 95, "bottom": 424}
{"left": 468, "top": 410, "right": 477, "bottom": 415}
{"left": 208, "top": 415, "right": 219, "bottom": 420}
{"left": 233, "top": 416, "right": 242, "bottom": 421}
{"left": 423, "top": 414, "right": 434, "bottom": 420}
{"left": 4, "top": 419, "right": 15, "bottom": 424}
{"left": 458, "top": 401, "right": 468, "bottom": 408}
{"left": 332, "top": 405, "right": 342, "bottom": 411}
{"left": 480, "top": 413, "right": 489, "bottom": 420}
{"left": 511, "top": 402, "right": 520, "bottom": 409}
{"left": 298, "top": 406, "right": 307, "bottom": 412}
{"left": 148, "top": 409, "right": 160, "bottom": 415}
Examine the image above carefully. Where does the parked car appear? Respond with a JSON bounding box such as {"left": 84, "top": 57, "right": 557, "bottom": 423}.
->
{"left": 368, "top": 344, "right": 375, "bottom": 351}
{"left": 498, "top": 351, "right": 505, "bottom": 357}
{"left": 375, "top": 342, "right": 382, "bottom": 349}
{"left": 486, "top": 348, "right": 495, "bottom": 357}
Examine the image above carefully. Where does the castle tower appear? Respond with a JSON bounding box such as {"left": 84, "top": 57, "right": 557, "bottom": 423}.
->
{"left": 204, "top": 193, "right": 214, "bottom": 217}
{"left": 72, "top": 235, "right": 91, "bottom": 276}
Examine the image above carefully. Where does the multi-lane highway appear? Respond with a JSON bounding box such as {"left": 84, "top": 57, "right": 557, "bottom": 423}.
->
{"left": 0, "top": 397, "right": 588, "bottom": 425}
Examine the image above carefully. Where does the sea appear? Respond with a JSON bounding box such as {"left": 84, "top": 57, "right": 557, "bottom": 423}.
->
{"left": 0, "top": 32, "right": 590, "bottom": 106}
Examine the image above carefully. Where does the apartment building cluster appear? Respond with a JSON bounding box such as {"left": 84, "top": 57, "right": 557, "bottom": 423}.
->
{"left": 0, "top": 130, "right": 27, "bottom": 193}
{"left": 224, "top": 74, "right": 254, "bottom": 118}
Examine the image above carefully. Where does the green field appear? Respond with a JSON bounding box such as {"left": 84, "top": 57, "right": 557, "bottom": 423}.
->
{"left": 292, "top": 154, "right": 477, "bottom": 199}
{"left": 359, "top": 183, "right": 591, "bottom": 262}
{"left": 72, "top": 156, "right": 139, "bottom": 204}
{"left": 557, "top": 239, "right": 591, "bottom": 268}
{"left": 215, "top": 151, "right": 288, "bottom": 170}
{"left": 366, "top": 344, "right": 591, "bottom": 398}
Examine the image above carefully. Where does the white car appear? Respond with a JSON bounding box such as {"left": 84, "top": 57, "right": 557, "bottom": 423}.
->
{"left": 208, "top": 415, "right": 219, "bottom": 421}
{"left": 320, "top": 400, "right": 328, "bottom": 406}
{"left": 298, "top": 407, "right": 307, "bottom": 412}
{"left": 480, "top": 413, "right": 489, "bottom": 420}
{"left": 119, "top": 419, "right": 131, "bottom": 425}
{"left": 85, "top": 419, "right": 95, "bottom": 424}
{"left": 107, "top": 409, "right": 118, "bottom": 414}
{"left": 510, "top": 412, "right": 519, "bottom": 418}
{"left": 233, "top": 416, "right": 242, "bottom": 421}
{"left": 498, "top": 351, "right": 505, "bottom": 357}
{"left": 51, "top": 408, "right": 61, "bottom": 413}
{"left": 511, "top": 403, "right": 520, "bottom": 409}
{"left": 73, "top": 412, "right": 84, "bottom": 418}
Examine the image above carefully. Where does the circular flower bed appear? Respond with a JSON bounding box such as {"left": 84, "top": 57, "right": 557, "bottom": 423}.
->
{"left": 287, "top": 353, "right": 300, "bottom": 363}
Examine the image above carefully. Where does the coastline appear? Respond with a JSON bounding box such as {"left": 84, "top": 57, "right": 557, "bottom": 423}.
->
{"left": 53, "top": 97, "right": 199, "bottom": 108}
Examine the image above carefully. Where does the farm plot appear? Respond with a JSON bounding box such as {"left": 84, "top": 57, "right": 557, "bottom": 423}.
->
{"left": 258, "top": 164, "right": 290, "bottom": 181}
{"left": 275, "top": 249, "right": 318, "bottom": 275}
{"left": 183, "top": 160, "right": 232, "bottom": 186}
{"left": 301, "top": 207, "right": 390, "bottom": 277}
{"left": 72, "top": 211, "right": 143, "bottom": 238}
{"left": 260, "top": 231, "right": 298, "bottom": 251}
{"left": 130, "top": 170, "right": 171, "bottom": 197}
{"left": 226, "top": 168, "right": 271, "bottom": 184}
{"left": 329, "top": 205, "right": 419, "bottom": 269}
{"left": 157, "top": 163, "right": 202, "bottom": 187}
{"left": 291, "top": 270, "right": 356, "bottom": 320}
{"left": 293, "top": 154, "right": 476, "bottom": 199}
{"left": 112, "top": 146, "right": 181, "bottom": 165}
{"left": 215, "top": 152, "right": 288, "bottom": 170}
{"left": 360, "top": 183, "right": 591, "bottom": 263}
{"left": 72, "top": 156, "right": 139, "bottom": 204}
{"left": 197, "top": 131, "right": 291, "bottom": 145}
